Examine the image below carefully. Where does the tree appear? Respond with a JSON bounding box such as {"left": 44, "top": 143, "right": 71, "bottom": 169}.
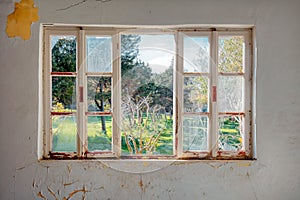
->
{"left": 120, "top": 35, "right": 174, "bottom": 155}
{"left": 52, "top": 37, "right": 76, "bottom": 110}
{"left": 218, "top": 36, "right": 244, "bottom": 151}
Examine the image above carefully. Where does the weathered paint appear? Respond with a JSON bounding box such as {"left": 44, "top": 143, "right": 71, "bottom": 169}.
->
{"left": 1, "top": 0, "right": 300, "bottom": 199}
{"left": 6, "top": 0, "right": 39, "bottom": 40}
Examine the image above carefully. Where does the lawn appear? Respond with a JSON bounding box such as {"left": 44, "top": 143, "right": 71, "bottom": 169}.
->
{"left": 52, "top": 115, "right": 241, "bottom": 153}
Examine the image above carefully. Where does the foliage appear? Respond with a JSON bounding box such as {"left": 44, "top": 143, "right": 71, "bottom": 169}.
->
{"left": 218, "top": 116, "right": 242, "bottom": 151}
{"left": 218, "top": 36, "right": 244, "bottom": 73}
{"left": 120, "top": 34, "right": 174, "bottom": 155}
{"left": 51, "top": 38, "right": 76, "bottom": 110}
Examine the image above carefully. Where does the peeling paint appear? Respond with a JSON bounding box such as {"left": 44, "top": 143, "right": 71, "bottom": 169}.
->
{"left": 237, "top": 162, "right": 252, "bottom": 167}
{"left": 37, "top": 191, "right": 46, "bottom": 199}
{"left": 63, "top": 180, "right": 79, "bottom": 187}
{"left": 6, "top": 0, "right": 39, "bottom": 40}
{"left": 47, "top": 186, "right": 57, "bottom": 199}
{"left": 63, "top": 186, "right": 88, "bottom": 200}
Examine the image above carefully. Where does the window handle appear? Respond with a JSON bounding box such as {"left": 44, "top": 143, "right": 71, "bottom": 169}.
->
{"left": 79, "top": 86, "right": 83, "bottom": 102}
{"left": 212, "top": 86, "right": 217, "bottom": 102}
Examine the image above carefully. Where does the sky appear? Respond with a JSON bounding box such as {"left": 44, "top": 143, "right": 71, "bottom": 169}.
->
{"left": 137, "top": 34, "right": 210, "bottom": 74}
{"left": 137, "top": 34, "right": 175, "bottom": 74}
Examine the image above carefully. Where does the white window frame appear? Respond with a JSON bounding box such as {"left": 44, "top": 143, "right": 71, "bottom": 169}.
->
{"left": 42, "top": 26, "right": 254, "bottom": 160}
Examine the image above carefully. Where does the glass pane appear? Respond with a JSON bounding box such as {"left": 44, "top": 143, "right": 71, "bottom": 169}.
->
{"left": 121, "top": 34, "right": 175, "bottom": 155}
{"left": 87, "top": 77, "right": 112, "bottom": 112}
{"left": 87, "top": 116, "right": 112, "bottom": 151}
{"left": 184, "top": 76, "right": 209, "bottom": 113}
{"left": 218, "top": 36, "right": 244, "bottom": 73}
{"left": 52, "top": 116, "right": 77, "bottom": 152}
{"left": 218, "top": 76, "right": 244, "bottom": 112}
{"left": 184, "top": 36, "right": 210, "bottom": 73}
{"left": 183, "top": 116, "right": 208, "bottom": 151}
{"left": 86, "top": 36, "right": 112, "bottom": 72}
{"left": 51, "top": 35, "right": 76, "bottom": 72}
{"left": 218, "top": 115, "right": 243, "bottom": 151}
{"left": 52, "top": 76, "right": 76, "bottom": 112}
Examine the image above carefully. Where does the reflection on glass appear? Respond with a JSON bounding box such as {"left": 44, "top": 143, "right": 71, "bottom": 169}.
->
{"left": 87, "top": 36, "right": 112, "bottom": 72}
{"left": 52, "top": 116, "right": 77, "bottom": 152}
{"left": 183, "top": 116, "right": 208, "bottom": 151}
{"left": 51, "top": 35, "right": 76, "bottom": 72}
{"left": 120, "top": 34, "right": 174, "bottom": 155}
{"left": 218, "top": 76, "right": 244, "bottom": 112}
{"left": 184, "top": 36, "right": 209, "bottom": 73}
{"left": 52, "top": 76, "right": 76, "bottom": 112}
{"left": 87, "top": 116, "right": 112, "bottom": 151}
{"left": 218, "top": 36, "right": 244, "bottom": 73}
{"left": 87, "top": 77, "right": 112, "bottom": 112}
{"left": 218, "top": 115, "right": 243, "bottom": 151}
{"left": 184, "top": 76, "right": 208, "bottom": 113}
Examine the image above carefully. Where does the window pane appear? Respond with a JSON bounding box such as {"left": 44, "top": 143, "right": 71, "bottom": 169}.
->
{"left": 87, "top": 116, "right": 112, "bottom": 151}
{"left": 51, "top": 36, "right": 76, "bottom": 72}
{"left": 86, "top": 36, "right": 112, "bottom": 72}
{"left": 52, "top": 116, "right": 77, "bottom": 152}
{"left": 184, "top": 76, "right": 209, "bottom": 113}
{"left": 218, "top": 36, "right": 244, "bottom": 73}
{"left": 52, "top": 76, "right": 76, "bottom": 112}
{"left": 87, "top": 77, "right": 112, "bottom": 112}
{"left": 218, "top": 115, "right": 243, "bottom": 151}
{"left": 218, "top": 76, "right": 244, "bottom": 112}
{"left": 183, "top": 116, "right": 208, "bottom": 151}
{"left": 121, "top": 34, "right": 174, "bottom": 155}
{"left": 184, "top": 36, "right": 209, "bottom": 73}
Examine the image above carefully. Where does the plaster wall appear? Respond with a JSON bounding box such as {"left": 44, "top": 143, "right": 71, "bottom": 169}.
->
{"left": 0, "top": 0, "right": 300, "bottom": 199}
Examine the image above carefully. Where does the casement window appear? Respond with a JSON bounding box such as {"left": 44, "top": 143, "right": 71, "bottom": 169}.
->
{"left": 42, "top": 26, "right": 254, "bottom": 159}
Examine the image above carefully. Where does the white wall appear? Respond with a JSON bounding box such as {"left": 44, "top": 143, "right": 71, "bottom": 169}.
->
{"left": 1, "top": 0, "right": 300, "bottom": 199}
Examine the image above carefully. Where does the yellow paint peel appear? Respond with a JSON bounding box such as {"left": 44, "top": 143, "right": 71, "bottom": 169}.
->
{"left": 6, "top": 0, "right": 39, "bottom": 40}
{"left": 237, "top": 162, "right": 251, "bottom": 167}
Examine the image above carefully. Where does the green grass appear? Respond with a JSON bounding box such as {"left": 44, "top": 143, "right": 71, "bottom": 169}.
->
{"left": 52, "top": 115, "right": 241, "bottom": 153}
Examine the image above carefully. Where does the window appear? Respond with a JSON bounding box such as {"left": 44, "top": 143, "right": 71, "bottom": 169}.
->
{"left": 42, "top": 26, "right": 254, "bottom": 159}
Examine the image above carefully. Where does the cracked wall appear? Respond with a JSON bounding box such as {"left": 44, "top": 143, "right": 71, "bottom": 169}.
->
{"left": 1, "top": 0, "right": 300, "bottom": 199}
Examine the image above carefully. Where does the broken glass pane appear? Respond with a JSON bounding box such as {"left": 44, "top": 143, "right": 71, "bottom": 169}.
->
{"left": 183, "top": 116, "right": 208, "bottom": 151}
{"left": 218, "top": 115, "right": 243, "bottom": 151}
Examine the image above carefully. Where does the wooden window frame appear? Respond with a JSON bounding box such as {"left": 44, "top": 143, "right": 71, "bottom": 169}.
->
{"left": 42, "top": 26, "right": 254, "bottom": 160}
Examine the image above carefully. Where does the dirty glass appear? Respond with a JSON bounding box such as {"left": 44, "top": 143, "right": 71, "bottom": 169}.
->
{"left": 218, "top": 76, "right": 244, "bottom": 112}
{"left": 184, "top": 36, "right": 210, "bottom": 73}
{"left": 183, "top": 116, "right": 208, "bottom": 151}
{"left": 52, "top": 116, "right": 77, "bottom": 152}
{"left": 86, "top": 36, "right": 112, "bottom": 72}
{"left": 87, "top": 116, "right": 112, "bottom": 151}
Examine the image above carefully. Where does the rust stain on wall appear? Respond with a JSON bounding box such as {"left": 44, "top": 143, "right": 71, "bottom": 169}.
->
{"left": 37, "top": 191, "right": 46, "bottom": 199}
{"left": 237, "top": 162, "right": 251, "bottom": 167}
{"left": 6, "top": 0, "right": 39, "bottom": 40}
